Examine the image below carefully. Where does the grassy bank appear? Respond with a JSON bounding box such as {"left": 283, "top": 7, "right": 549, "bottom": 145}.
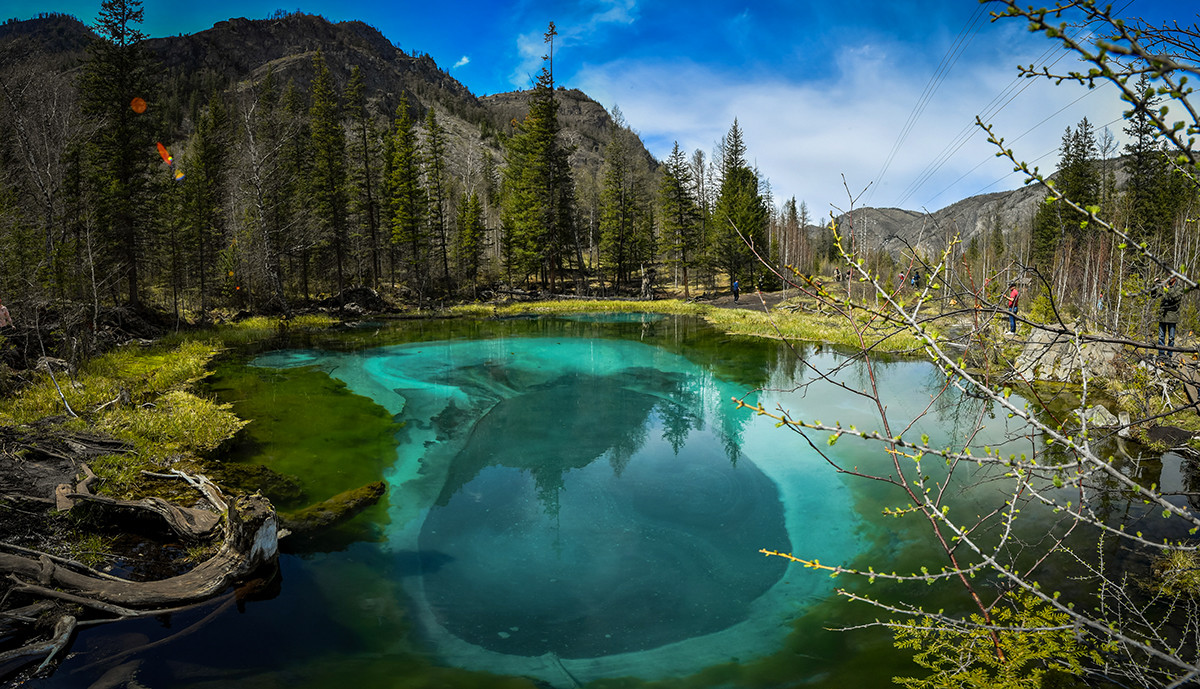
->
{"left": 0, "top": 339, "right": 246, "bottom": 497}
{"left": 451, "top": 298, "right": 931, "bottom": 353}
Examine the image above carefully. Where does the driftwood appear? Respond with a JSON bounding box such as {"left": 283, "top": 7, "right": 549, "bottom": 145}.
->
{"left": 65, "top": 494, "right": 221, "bottom": 541}
{"left": 0, "top": 470, "right": 278, "bottom": 680}
{"left": 0, "top": 493, "right": 275, "bottom": 609}
{"left": 51, "top": 465, "right": 222, "bottom": 541}
{"left": 0, "top": 614, "right": 75, "bottom": 674}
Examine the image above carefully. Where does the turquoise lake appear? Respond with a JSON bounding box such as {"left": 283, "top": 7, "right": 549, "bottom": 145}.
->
{"left": 35, "top": 313, "right": 1056, "bottom": 688}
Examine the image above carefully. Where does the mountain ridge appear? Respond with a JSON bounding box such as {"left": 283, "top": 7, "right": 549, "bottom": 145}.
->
{"left": 0, "top": 11, "right": 1081, "bottom": 260}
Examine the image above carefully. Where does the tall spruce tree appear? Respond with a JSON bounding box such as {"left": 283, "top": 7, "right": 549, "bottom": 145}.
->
{"left": 78, "top": 0, "right": 157, "bottom": 306}
{"left": 659, "top": 141, "right": 701, "bottom": 297}
{"left": 1031, "top": 118, "right": 1100, "bottom": 267}
{"left": 500, "top": 22, "right": 577, "bottom": 290}
{"left": 424, "top": 107, "right": 451, "bottom": 289}
{"left": 1123, "top": 73, "right": 1185, "bottom": 248}
{"left": 388, "top": 96, "right": 429, "bottom": 301}
{"left": 345, "top": 65, "right": 381, "bottom": 289}
{"left": 454, "top": 190, "right": 485, "bottom": 296}
{"left": 308, "top": 50, "right": 349, "bottom": 296}
{"left": 183, "top": 91, "right": 230, "bottom": 310}
{"left": 281, "top": 78, "right": 313, "bottom": 298}
{"left": 599, "top": 111, "right": 653, "bottom": 290}
{"left": 709, "top": 119, "right": 768, "bottom": 287}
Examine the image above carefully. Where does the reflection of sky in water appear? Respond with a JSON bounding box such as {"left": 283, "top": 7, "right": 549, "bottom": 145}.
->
{"left": 242, "top": 330, "right": 1036, "bottom": 687}
{"left": 255, "top": 337, "right": 863, "bottom": 683}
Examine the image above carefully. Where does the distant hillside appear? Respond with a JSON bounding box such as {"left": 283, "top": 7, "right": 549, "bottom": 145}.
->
{"left": 1, "top": 11, "right": 1126, "bottom": 261}
{"left": 829, "top": 156, "right": 1131, "bottom": 259}
{"left": 0, "top": 11, "right": 645, "bottom": 191}
{"left": 0, "top": 13, "right": 92, "bottom": 64}
{"left": 835, "top": 184, "right": 1045, "bottom": 259}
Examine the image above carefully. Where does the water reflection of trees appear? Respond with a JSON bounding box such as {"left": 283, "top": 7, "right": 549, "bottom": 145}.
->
{"left": 426, "top": 358, "right": 751, "bottom": 515}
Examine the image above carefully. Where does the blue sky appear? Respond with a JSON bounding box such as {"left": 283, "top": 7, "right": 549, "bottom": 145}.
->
{"left": 2, "top": 0, "right": 1190, "bottom": 214}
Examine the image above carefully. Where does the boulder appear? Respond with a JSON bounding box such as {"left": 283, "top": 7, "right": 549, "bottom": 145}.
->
{"left": 1013, "top": 327, "right": 1125, "bottom": 382}
{"left": 1078, "top": 405, "right": 1119, "bottom": 427}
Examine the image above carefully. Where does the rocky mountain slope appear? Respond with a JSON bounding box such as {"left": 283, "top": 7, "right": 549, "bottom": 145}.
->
{"left": 834, "top": 183, "right": 1046, "bottom": 260}
{"left": 0, "top": 11, "right": 638, "bottom": 189}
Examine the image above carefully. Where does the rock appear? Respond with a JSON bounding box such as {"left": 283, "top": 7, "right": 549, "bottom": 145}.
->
{"left": 1078, "top": 405, "right": 1119, "bottom": 427}
{"left": 1147, "top": 425, "right": 1195, "bottom": 448}
{"left": 1118, "top": 412, "right": 1132, "bottom": 438}
{"left": 318, "top": 286, "right": 389, "bottom": 313}
{"left": 1013, "top": 327, "right": 1125, "bottom": 382}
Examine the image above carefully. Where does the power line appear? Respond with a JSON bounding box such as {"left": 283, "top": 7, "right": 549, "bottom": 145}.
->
{"left": 864, "top": 1, "right": 988, "bottom": 207}
{"left": 885, "top": 0, "right": 1137, "bottom": 210}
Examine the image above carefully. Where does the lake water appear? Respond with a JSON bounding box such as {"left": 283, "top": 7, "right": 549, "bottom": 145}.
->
{"left": 35, "top": 313, "right": 1066, "bottom": 688}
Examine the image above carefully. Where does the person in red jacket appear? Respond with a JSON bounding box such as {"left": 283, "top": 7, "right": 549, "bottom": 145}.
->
{"left": 1006, "top": 283, "right": 1019, "bottom": 334}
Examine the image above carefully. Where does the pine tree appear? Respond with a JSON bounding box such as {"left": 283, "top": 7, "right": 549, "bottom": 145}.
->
{"left": 345, "top": 65, "right": 381, "bottom": 289}
{"left": 1123, "top": 74, "right": 1185, "bottom": 248}
{"left": 182, "top": 90, "right": 230, "bottom": 310}
{"left": 658, "top": 141, "right": 701, "bottom": 297}
{"left": 454, "top": 190, "right": 485, "bottom": 296}
{"left": 1031, "top": 118, "right": 1100, "bottom": 267}
{"left": 599, "top": 111, "right": 653, "bottom": 290}
{"left": 424, "top": 107, "right": 451, "bottom": 289}
{"left": 281, "top": 78, "right": 313, "bottom": 298}
{"left": 239, "top": 67, "right": 292, "bottom": 312}
{"left": 389, "top": 96, "right": 429, "bottom": 300}
{"left": 78, "top": 0, "right": 157, "bottom": 306}
{"left": 500, "top": 22, "right": 577, "bottom": 290}
{"left": 308, "top": 50, "right": 349, "bottom": 296}
{"left": 709, "top": 119, "right": 768, "bottom": 288}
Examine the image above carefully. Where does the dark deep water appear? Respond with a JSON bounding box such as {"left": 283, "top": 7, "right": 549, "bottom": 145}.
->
{"left": 30, "top": 313, "right": 1085, "bottom": 689}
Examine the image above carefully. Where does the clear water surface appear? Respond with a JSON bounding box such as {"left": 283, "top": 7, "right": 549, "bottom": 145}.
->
{"left": 35, "top": 313, "right": 1052, "bottom": 689}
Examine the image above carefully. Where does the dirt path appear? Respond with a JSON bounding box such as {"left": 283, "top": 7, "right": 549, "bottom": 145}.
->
{"left": 693, "top": 289, "right": 795, "bottom": 311}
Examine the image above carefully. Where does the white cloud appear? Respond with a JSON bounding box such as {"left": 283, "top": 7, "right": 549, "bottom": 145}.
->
{"left": 574, "top": 34, "right": 1131, "bottom": 214}
{"left": 454, "top": 55, "right": 470, "bottom": 68}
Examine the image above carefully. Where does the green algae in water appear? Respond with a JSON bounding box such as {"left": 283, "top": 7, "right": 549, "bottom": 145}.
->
{"left": 240, "top": 333, "right": 862, "bottom": 686}
{"left": 208, "top": 363, "right": 402, "bottom": 512}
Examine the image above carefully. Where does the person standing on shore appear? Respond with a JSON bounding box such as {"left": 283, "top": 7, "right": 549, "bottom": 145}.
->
{"left": 732, "top": 279, "right": 740, "bottom": 303}
{"left": 1158, "top": 275, "right": 1184, "bottom": 360}
{"left": 1006, "top": 283, "right": 1019, "bottom": 334}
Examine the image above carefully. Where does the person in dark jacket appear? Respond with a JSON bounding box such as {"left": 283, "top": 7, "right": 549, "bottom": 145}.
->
{"left": 1158, "top": 275, "right": 1184, "bottom": 359}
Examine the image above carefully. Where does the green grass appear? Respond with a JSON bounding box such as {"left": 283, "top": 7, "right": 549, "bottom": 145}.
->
{"left": 0, "top": 339, "right": 246, "bottom": 499}
{"left": 164, "top": 313, "right": 340, "bottom": 348}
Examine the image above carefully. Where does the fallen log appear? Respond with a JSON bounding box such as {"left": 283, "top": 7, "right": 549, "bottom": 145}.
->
{"left": 278, "top": 481, "right": 386, "bottom": 538}
{"left": 0, "top": 493, "right": 276, "bottom": 610}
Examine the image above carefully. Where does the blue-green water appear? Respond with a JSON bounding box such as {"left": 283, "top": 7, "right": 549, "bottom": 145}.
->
{"left": 34, "top": 314, "right": 1052, "bottom": 688}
